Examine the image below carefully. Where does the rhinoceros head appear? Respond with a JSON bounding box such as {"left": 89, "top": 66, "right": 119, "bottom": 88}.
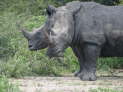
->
{"left": 21, "top": 6, "right": 56, "bottom": 51}
{"left": 46, "top": 2, "right": 81, "bottom": 57}
{"left": 22, "top": 1, "right": 81, "bottom": 57}
{"left": 21, "top": 26, "right": 49, "bottom": 50}
{"left": 21, "top": 5, "right": 59, "bottom": 51}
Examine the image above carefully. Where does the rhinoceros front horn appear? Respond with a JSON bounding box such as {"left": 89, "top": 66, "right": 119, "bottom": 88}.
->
{"left": 21, "top": 29, "right": 31, "bottom": 39}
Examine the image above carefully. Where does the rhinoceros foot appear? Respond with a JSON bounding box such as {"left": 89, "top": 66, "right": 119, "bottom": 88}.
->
{"left": 79, "top": 71, "right": 97, "bottom": 81}
{"left": 74, "top": 70, "right": 81, "bottom": 77}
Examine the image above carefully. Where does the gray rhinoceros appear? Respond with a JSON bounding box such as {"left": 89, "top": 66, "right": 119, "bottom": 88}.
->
{"left": 22, "top": 1, "right": 123, "bottom": 81}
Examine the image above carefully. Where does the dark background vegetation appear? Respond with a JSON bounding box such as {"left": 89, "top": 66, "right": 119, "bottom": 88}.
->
{"left": 0, "top": 0, "right": 123, "bottom": 78}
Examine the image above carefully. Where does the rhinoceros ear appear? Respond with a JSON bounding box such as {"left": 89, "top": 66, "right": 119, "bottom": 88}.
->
{"left": 46, "top": 5, "right": 57, "bottom": 16}
{"left": 21, "top": 29, "right": 32, "bottom": 39}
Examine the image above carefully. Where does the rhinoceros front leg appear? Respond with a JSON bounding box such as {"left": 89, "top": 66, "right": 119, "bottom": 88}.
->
{"left": 79, "top": 43, "right": 101, "bottom": 81}
{"left": 72, "top": 46, "right": 84, "bottom": 77}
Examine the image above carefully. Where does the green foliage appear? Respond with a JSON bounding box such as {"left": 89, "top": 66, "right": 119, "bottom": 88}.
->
{"left": 0, "top": 0, "right": 123, "bottom": 78}
{"left": 0, "top": 13, "right": 19, "bottom": 59}
{"left": 0, "top": 75, "right": 20, "bottom": 92}
{"left": 23, "top": 16, "right": 46, "bottom": 30}
{"left": 0, "top": 13, "right": 78, "bottom": 77}
{"left": 89, "top": 88, "right": 122, "bottom": 92}
{"left": 0, "top": 0, "right": 62, "bottom": 15}
{"left": 0, "top": 0, "right": 122, "bottom": 16}
{"left": 120, "top": 0, "right": 123, "bottom": 4}
{"left": 97, "top": 57, "right": 123, "bottom": 70}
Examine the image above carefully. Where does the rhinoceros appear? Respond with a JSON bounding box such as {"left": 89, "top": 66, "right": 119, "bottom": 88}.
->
{"left": 22, "top": 1, "right": 123, "bottom": 81}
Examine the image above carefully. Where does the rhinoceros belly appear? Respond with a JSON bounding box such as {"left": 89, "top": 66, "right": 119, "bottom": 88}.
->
{"left": 101, "top": 37, "right": 123, "bottom": 57}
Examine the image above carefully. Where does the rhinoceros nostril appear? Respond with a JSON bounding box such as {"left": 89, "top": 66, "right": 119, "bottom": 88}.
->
{"left": 29, "top": 45, "right": 32, "bottom": 48}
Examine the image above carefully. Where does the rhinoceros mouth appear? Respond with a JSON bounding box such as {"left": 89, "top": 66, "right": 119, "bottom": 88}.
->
{"left": 29, "top": 43, "right": 48, "bottom": 51}
{"left": 46, "top": 47, "right": 64, "bottom": 58}
{"left": 29, "top": 46, "right": 41, "bottom": 51}
{"left": 29, "top": 47, "right": 38, "bottom": 51}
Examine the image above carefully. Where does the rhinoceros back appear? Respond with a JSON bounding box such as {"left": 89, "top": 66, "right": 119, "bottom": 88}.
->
{"left": 75, "top": 2, "right": 123, "bottom": 57}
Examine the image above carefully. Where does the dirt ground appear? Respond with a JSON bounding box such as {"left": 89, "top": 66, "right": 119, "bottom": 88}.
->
{"left": 10, "top": 70, "right": 123, "bottom": 92}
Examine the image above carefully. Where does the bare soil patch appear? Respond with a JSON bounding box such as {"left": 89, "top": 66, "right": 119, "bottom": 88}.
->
{"left": 10, "top": 74, "right": 123, "bottom": 92}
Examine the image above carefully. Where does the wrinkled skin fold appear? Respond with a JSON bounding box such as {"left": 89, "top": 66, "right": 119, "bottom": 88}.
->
{"left": 22, "top": 1, "right": 123, "bottom": 81}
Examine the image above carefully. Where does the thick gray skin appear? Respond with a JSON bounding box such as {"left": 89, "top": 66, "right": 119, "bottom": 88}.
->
{"left": 46, "top": 1, "right": 123, "bottom": 81}
{"left": 22, "top": 1, "right": 123, "bottom": 81}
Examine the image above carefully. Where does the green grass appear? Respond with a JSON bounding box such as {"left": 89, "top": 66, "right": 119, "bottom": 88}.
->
{"left": 89, "top": 88, "right": 123, "bottom": 92}
{"left": 0, "top": 75, "right": 20, "bottom": 92}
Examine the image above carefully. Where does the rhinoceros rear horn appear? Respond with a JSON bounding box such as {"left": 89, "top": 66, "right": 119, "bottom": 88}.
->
{"left": 21, "top": 29, "right": 31, "bottom": 39}
{"left": 46, "top": 5, "right": 57, "bottom": 16}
